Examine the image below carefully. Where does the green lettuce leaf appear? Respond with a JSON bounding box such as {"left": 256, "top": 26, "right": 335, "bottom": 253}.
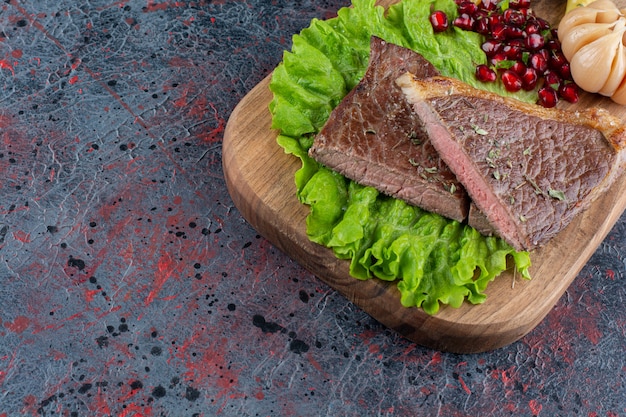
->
{"left": 269, "top": 0, "right": 532, "bottom": 314}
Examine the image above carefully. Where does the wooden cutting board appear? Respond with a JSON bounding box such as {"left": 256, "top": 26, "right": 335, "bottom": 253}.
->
{"left": 222, "top": 0, "right": 626, "bottom": 353}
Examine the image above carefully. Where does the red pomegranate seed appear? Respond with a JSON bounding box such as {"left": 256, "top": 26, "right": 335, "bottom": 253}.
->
{"left": 536, "top": 17, "right": 551, "bottom": 30}
{"left": 503, "top": 9, "right": 526, "bottom": 26}
{"left": 457, "top": 1, "right": 478, "bottom": 15}
{"left": 559, "top": 62, "right": 572, "bottom": 80}
{"left": 537, "top": 86, "right": 558, "bottom": 107}
{"left": 503, "top": 44, "right": 523, "bottom": 60}
{"left": 544, "top": 69, "right": 561, "bottom": 88}
{"left": 481, "top": 39, "right": 502, "bottom": 57}
{"left": 453, "top": 13, "right": 474, "bottom": 31}
{"left": 487, "top": 14, "right": 503, "bottom": 30}
{"left": 510, "top": 61, "right": 526, "bottom": 76}
{"left": 501, "top": 70, "right": 523, "bottom": 92}
{"left": 559, "top": 83, "right": 579, "bottom": 103}
{"left": 546, "top": 39, "right": 561, "bottom": 51}
{"left": 491, "top": 23, "right": 507, "bottom": 40}
{"left": 525, "top": 33, "right": 545, "bottom": 50}
{"left": 524, "top": 20, "right": 541, "bottom": 35}
{"left": 505, "top": 25, "right": 525, "bottom": 39}
{"left": 480, "top": 0, "right": 498, "bottom": 11}
{"left": 529, "top": 52, "right": 548, "bottom": 73}
{"left": 521, "top": 67, "right": 539, "bottom": 90}
{"left": 489, "top": 52, "right": 508, "bottom": 66}
{"left": 430, "top": 10, "right": 449, "bottom": 33}
{"left": 509, "top": 0, "right": 531, "bottom": 9}
{"left": 474, "top": 18, "right": 490, "bottom": 35}
{"left": 508, "top": 38, "right": 526, "bottom": 49}
{"left": 476, "top": 64, "right": 497, "bottom": 82}
{"left": 549, "top": 51, "right": 568, "bottom": 70}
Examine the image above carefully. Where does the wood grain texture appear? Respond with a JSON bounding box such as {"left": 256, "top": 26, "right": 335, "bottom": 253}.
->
{"left": 222, "top": 0, "right": 626, "bottom": 353}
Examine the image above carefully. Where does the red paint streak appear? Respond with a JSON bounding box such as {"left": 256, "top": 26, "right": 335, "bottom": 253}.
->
{"left": 606, "top": 269, "right": 615, "bottom": 280}
{"left": 0, "top": 59, "right": 14, "bottom": 76}
{"left": 529, "top": 399, "right": 542, "bottom": 415}
{"left": 11, "top": 49, "right": 22, "bottom": 59}
{"left": 174, "top": 330, "right": 240, "bottom": 402}
{"left": 168, "top": 55, "right": 195, "bottom": 68}
{"left": 145, "top": 251, "right": 176, "bottom": 306}
{"left": 12, "top": 230, "right": 30, "bottom": 243}
{"left": 458, "top": 375, "right": 471, "bottom": 395}
{"left": 69, "top": 75, "right": 79, "bottom": 84}
{"left": 144, "top": 1, "right": 188, "bottom": 12}
{"left": 4, "top": 316, "right": 30, "bottom": 333}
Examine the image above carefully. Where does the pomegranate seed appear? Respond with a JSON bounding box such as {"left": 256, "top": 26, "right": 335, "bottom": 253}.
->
{"left": 537, "top": 48, "right": 550, "bottom": 61}
{"left": 559, "top": 83, "right": 579, "bottom": 103}
{"left": 544, "top": 69, "right": 561, "bottom": 88}
{"left": 457, "top": 1, "right": 478, "bottom": 15}
{"left": 537, "top": 86, "right": 558, "bottom": 107}
{"left": 481, "top": 39, "right": 502, "bottom": 57}
{"left": 508, "top": 38, "right": 526, "bottom": 49}
{"left": 505, "top": 25, "right": 525, "bottom": 39}
{"left": 503, "top": 44, "right": 523, "bottom": 60}
{"left": 559, "top": 62, "right": 572, "bottom": 80}
{"left": 501, "top": 70, "right": 523, "bottom": 92}
{"left": 510, "top": 61, "right": 526, "bottom": 76}
{"left": 503, "top": 9, "right": 526, "bottom": 26}
{"left": 430, "top": 10, "right": 449, "bottom": 33}
{"left": 524, "top": 20, "right": 541, "bottom": 35}
{"left": 536, "top": 17, "right": 551, "bottom": 30}
{"left": 489, "top": 52, "right": 508, "bottom": 66}
{"left": 474, "top": 18, "right": 491, "bottom": 35}
{"left": 476, "top": 64, "right": 497, "bottom": 82}
{"left": 529, "top": 52, "right": 548, "bottom": 73}
{"left": 491, "top": 23, "right": 507, "bottom": 40}
{"left": 487, "top": 14, "right": 503, "bottom": 30}
{"left": 525, "top": 33, "right": 545, "bottom": 50}
{"left": 474, "top": 9, "right": 489, "bottom": 22}
{"left": 480, "top": 0, "right": 498, "bottom": 11}
{"left": 549, "top": 51, "right": 567, "bottom": 70}
{"left": 453, "top": 13, "right": 474, "bottom": 31}
{"left": 509, "top": 0, "right": 531, "bottom": 9}
{"left": 521, "top": 67, "right": 539, "bottom": 90}
{"left": 546, "top": 39, "right": 561, "bottom": 51}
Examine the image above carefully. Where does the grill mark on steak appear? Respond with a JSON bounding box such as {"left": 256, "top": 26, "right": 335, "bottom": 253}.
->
{"left": 397, "top": 74, "right": 626, "bottom": 251}
{"left": 308, "top": 37, "right": 470, "bottom": 223}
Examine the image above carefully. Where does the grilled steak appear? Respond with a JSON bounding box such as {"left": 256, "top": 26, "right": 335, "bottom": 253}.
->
{"left": 396, "top": 74, "right": 626, "bottom": 251}
{"left": 309, "top": 37, "right": 470, "bottom": 222}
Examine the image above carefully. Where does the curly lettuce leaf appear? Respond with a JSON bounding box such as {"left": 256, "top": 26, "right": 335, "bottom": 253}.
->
{"left": 270, "top": 0, "right": 532, "bottom": 314}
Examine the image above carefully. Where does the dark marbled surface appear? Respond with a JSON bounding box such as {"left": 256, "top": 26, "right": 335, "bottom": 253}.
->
{"left": 0, "top": 0, "right": 624, "bottom": 416}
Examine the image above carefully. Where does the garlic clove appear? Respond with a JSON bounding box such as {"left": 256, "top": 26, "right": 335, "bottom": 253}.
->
{"left": 560, "top": 22, "right": 616, "bottom": 59}
{"left": 586, "top": 0, "right": 621, "bottom": 10}
{"left": 595, "top": 9, "right": 623, "bottom": 23}
{"left": 609, "top": 75, "right": 626, "bottom": 103}
{"left": 570, "top": 29, "right": 621, "bottom": 92}
{"left": 599, "top": 43, "right": 626, "bottom": 96}
{"left": 559, "top": 7, "right": 602, "bottom": 40}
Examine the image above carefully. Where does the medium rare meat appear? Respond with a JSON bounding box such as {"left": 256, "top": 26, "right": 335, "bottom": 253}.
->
{"left": 308, "top": 37, "right": 470, "bottom": 222}
{"left": 396, "top": 74, "right": 626, "bottom": 251}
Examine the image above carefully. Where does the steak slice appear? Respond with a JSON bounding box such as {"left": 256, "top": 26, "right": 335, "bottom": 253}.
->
{"left": 308, "top": 37, "right": 470, "bottom": 222}
{"left": 396, "top": 74, "right": 626, "bottom": 251}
